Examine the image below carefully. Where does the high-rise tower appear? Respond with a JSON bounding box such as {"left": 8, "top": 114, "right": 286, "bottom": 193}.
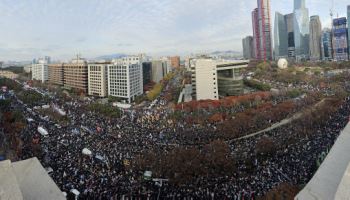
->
{"left": 309, "top": 15, "right": 322, "bottom": 61}
{"left": 348, "top": 5, "right": 350, "bottom": 59}
{"left": 251, "top": 0, "right": 272, "bottom": 61}
{"left": 332, "top": 17, "right": 349, "bottom": 61}
{"left": 293, "top": 0, "right": 310, "bottom": 61}
{"left": 274, "top": 12, "right": 288, "bottom": 59}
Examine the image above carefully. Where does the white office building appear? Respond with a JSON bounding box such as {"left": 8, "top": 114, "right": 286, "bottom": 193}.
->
{"left": 191, "top": 58, "right": 248, "bottom": 101}
{"left": 88, "top": 63, "right": 110, "bottom": 97}
{"left": 31, "top": 59, "right": 48, "bottom": 83}
{"left": 108, "top": 56, "right": 143, "bottom": 103}
{"left": 191, "top": 59, "right": 218, "bottom": 100}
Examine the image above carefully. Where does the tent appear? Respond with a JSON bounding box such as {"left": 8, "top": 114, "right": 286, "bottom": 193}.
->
{"left": 70, "top": 189, "right": 80, "bottom": 196}
{"left": 37, "top": 126, "right": 48, "bottom": 136}
{"left": 82, "top": 148, "right": 92, "bottom": 156}
{"left": 27, "top": 118, "right": 34, "bottom": 123}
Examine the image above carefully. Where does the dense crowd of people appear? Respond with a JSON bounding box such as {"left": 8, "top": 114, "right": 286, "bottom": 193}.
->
{"left": 3, "top": 74, "right": 350, "bottom": 199}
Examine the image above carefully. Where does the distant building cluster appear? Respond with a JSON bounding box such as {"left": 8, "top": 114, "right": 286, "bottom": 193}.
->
{"left": 0, "top": 70, "right": 19, "bottom": 79}
{"left": 30, "top": 55, "right": 180, "bottom": 103}
{"left": 243, "top": 0, "right": 350, "bottom": 62}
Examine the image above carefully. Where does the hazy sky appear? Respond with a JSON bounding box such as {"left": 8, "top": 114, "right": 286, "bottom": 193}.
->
{"left": 0, "top": 0, "right": 348, "bottom": 61}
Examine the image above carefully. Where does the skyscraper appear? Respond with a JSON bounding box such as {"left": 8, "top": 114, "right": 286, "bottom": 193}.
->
{"left": 285, "top": 13, "right": 296, "bottom": 59}
{"left": 242, "top": 36, "right": 254, "bottom": 59}
{"left": 251, "top": 0, "right": 272, "bottom": 61}
{"left": 252, "top": 8, "right": 261, "bottom": 59}
{"left": 332, "top": 17, "right": 349, "bottom": 61}
{"left": 294, "top": 0, "right": 310, "bottom": 61}
{"left": 348, "top": 5, "right": 350, "bottom": 59}
{"left": 321, "top": 28, "right": 333, "bottom": 61}
{"left": 274, "top": 12, "right": 288, "bottom": 59}
{"left": 309, "top": 15, "right": 322, "bottom": 61}
{"left": 257, "top": 0, "right": 273, "bottom": 60}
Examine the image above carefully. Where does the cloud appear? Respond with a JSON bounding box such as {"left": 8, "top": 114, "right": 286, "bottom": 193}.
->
{"left": 0, "top": 0, "right": 348, "bottom": 61}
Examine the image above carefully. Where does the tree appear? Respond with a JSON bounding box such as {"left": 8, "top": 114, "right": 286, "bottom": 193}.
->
{"left": 256, "top": 136, "right": 276, "bottom": 156}
{"left": 260, "top": 183, "right": 300, "bottom": 200}
{"left": 147, "top": 83, "right": 163, "bottom": 101}
{"left": 203, "top": 140, "right": 235, "bottom": 176}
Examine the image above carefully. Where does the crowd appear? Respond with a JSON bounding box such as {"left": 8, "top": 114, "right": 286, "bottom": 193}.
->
{"left": 3, "top": 74, "right": 350, "bottom": 199}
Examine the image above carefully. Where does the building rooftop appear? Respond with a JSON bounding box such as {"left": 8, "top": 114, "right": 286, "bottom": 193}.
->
{"left": 0, "top": 157, "right": 65, "bottom": 200}
{"left": 295, "top": 123, "right": 350, "bottom": 200}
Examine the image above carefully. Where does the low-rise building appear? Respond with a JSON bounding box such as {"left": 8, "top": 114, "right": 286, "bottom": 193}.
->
{"left": 0, "top": 70, "right": 19, "bottom": 79}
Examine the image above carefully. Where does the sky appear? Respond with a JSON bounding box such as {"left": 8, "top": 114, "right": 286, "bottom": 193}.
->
{"left": 0, "top": 0, "right": 349, "bottom": 61}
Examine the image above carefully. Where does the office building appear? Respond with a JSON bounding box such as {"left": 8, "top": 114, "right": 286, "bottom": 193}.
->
{"left": 294, "top": 0, "right": 310, "bottom": 61}
{"left": 108, "top": 56, "right": 143, "bottom": 103}
{"left": 309, "top": 15, "right": 322, "bottom": 61}
{"left": 63, "top": 57, "right": 88, "bottom": 92}
{"left": 191, "top": 59, "right": 218, "bottom": 100}
{"left": 88, "top": 63, "right": 110, "bottom": 97}
{"left": 321, "top": 28, "right": 333, "bottom": 61}
{"left": 274, "top": 12, "right": 288, "bottom": 59}
{"left": 48, "top": 64, "right": 64, "bottom": 85}
{"left": 31, "top": 59, "right": 48, "bottom": 83}
{"left": 251, "top": 0, "right": 273, "bottom": 60}
{"left": 151, "top": 60, "right": 168, "bottom": 83}
{"left": 242, "top": 36, "right": 254, "bottom": 59}
{"left": 169, "top": 56, "right": 180, "bottom": 68}
{"left": 162, "top": 57, "right": 172, "bottom": 74}
{"left": 142, "top": 62, "right": 152, "bottom": 86}
{"left": 285, "top": 13, "right": 296, "bottom": 58}
{"left": 191, "top": 58, "right": 248, "bottom": 101}
{"left": 332, "top": 17, "right": 348, "bottom": 61}
{"left": 217, "top": 62, "right": 247, "bottom": 97}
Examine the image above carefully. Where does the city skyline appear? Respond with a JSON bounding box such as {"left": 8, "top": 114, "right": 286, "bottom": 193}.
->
{"left": 0, "top": 0, "right": 349, "bottom": 61}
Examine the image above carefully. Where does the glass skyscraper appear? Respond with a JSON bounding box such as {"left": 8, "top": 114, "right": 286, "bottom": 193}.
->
{"left": 293, "top": 0, "right": 310, "bottom": 61}
{"left": 285, "top": 13, "right": 295, "bottom": 59}
{"left": 321, "top": 28, "right": 332, "bottom": 61}
{"left": 274, "top": 12, "right": 288, "bottom": 59}
{"left": 348, "top": 5, "right": 350, "bottom": 59}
